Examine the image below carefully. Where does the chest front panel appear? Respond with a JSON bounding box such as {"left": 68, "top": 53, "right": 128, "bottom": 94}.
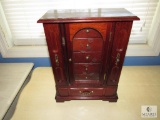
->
{"left": 42, "top": 21, "right": 134, "bottom": 102}
{"left": 65, "top": 23, "right": 113, "bottom": 86}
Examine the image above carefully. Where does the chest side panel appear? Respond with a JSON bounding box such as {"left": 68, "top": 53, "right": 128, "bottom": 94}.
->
{"left": 43, "top": 24, "right": 67, "bottom": 85}
{"left": 107, "top": 21, "right": 133, "bottom": 85}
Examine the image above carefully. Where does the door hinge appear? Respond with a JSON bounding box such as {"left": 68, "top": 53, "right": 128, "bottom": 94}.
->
{"left": 55, "top": 54, "right": 59, "bottom": 66}
{"left": 104, "top": 73, "right": 106, "bottom": 80}
{"left": 115, "top": 53, "right": 120, "bottom": 65}
{"left": 62, "top": 37, "right": 65, "bottom": 46}
{"left": 109, "top": 32, "right": 112, "bottom": 41}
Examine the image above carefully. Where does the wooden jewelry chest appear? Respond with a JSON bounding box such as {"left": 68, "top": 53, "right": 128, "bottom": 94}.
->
{"left": 38, "top": 8, "right": 139, "bottom": 102}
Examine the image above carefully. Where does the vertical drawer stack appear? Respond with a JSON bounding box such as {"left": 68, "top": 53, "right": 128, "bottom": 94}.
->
{"left": 72, "top": 28, "right": 103, "bottom": 81}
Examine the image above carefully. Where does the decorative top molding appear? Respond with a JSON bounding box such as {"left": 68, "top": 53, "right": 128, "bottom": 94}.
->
{"left": 37, "top": 8, "right": 140, "bottom": 23}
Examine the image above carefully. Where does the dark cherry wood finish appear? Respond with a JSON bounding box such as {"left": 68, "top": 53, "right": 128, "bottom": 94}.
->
{"left": 38, "top": 8, "right": 139, "bottom": 102}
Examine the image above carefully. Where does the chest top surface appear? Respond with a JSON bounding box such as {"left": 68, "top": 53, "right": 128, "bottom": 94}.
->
{"left": 37, "top": 8, "right": 139, "bottom": 23}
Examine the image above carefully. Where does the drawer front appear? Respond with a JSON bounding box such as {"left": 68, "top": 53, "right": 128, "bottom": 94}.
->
{"left": 70, "top": 88, "right": 104, "bottom": 96}
{"left": 74, "top": 28, "right": 102, "bottom": 38}
{"left": 73, "top": 38, "right": 103, "bottom": 51}
{"left": 68, "top": 23, "right": 109, "bottom": 41}
{"left": 57, "top": 86, "right": 117, "bottom": 97}
{"left": 74, "top": 73, "right": 99, "bottom": 80}
{"left": 73, "top": 63, "right": 100, "bottom": 74}
{"left": 73, "top": 52, "right": 102, "bottom": 63}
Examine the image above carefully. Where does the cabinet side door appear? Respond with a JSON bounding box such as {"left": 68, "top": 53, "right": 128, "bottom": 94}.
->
{"left": 107, "top": 22, "right": 133, "bottom": 85}
{"left": 65, "top": 22, "right": 113, "bottom": 86}
{"left": 43, "top": 24, "right": 67, "bottom": 85}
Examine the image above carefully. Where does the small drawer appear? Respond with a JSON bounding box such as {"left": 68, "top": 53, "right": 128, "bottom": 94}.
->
{"left": 73, "top": 63, "right": 101, "bottom": 74}
{"left": 73, "top": 52, "right": 102, "bottom": 63}
{"left": 70, "top": 88, "right": 104, "bottom": 96}
{"left": 74, "top": 73, "right": 99, "bottom": 80}
{"left": 74, "top": 28, "right": 102, "bottom": 38}
{"left": 73, "top": 38, "right": 103, "bottom": 51}
{"left": 57, "top": 87, "right": 117, "bottom": 97}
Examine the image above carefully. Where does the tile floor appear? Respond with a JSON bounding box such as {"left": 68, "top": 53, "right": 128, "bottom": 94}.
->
{"left": 10, "top": 66, "right": 160, "bottom": 120}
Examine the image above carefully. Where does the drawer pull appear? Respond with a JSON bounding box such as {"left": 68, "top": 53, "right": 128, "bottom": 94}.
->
{"left": 79, "top": 91, "right": 93, "bottom": 96}
{"left": 86, "top": 56, "right": 89, "bottom": 60}
{"left": 85, "top": 77, "right": 88, "bottom": 79}
{"left": 86, "top": 29, "right": 90, "bottom": 33}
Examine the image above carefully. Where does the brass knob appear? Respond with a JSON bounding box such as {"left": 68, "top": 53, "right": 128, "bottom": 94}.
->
{"left": 69, "top": 58, "right": 72, "bottom": 62}
{"left": 86, "top": 56, "right": 89, "bottom": 60}
{"left": 85, "top": 77, "right": 88, "bottom": 79}
{"left": 86, "top": 44, "right": 89, "bottom": 47}
{"left": 86, "top": 43, "right": 90, "bottom": 49}
{"left": 85, "top": 67, "right": 88, "bottom": 71}
{"left": 86, "top": 29, "right": 90, "bottom": 33}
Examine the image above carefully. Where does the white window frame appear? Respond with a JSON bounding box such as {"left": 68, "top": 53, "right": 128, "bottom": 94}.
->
{"left": 0, "top": 2, "right": 160, "bottom": 58}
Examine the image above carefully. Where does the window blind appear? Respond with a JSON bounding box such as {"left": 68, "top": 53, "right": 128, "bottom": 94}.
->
{"left": 0, "top": 0, "right": 159, "bottom": 45}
